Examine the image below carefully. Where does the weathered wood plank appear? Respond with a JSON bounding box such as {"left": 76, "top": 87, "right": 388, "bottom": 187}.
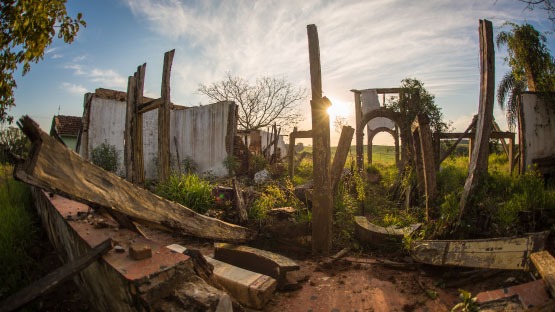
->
{"left": 411, "top": 231, "right": 548, "bottom": 270}
{"left": 530, "top": 251, "right": 555, "bottom": 298}
{"left": 0, "top": 239, "right": 112, "bottom": 312}
{"left": 14, "top": 116, "right": 255, "bottom": 242}
{"left": 354, "top": 216, "right": 421, "bottom": 246}
{"left": 124, "top": 75, "right": 136, "bottom": 182}
{"left": 331, "top": 125, "right": 354, "bottom": 192}
{"left": 353, "top": 91, "right": 363, "bottom": 170}
{"left": 134, "top": 63, "right": 146, "bottom": 184}
{"left": 414, "top": 114, "right": 437, "bottom": 220}
{"left": 307, "top": 24, "right": 333, "bottom": 255}
{"left": 460, "top": 19, "right": 495, "bottom": 218}
{"left": 158, "top": 50, "right": 174, "bottom": 182}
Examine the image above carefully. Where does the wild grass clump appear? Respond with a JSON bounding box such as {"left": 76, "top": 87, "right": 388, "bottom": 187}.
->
{"left": 292, "top": 158, "right": 313, "bottom": 185}
{"left": 250, "top": 179, "right": 307, "bottom": 221}
{"left": 0, "top": 166, "right": 36, "bottom": 300}
{"left": 155, "top": 172, "right": 215, "bottom": 214}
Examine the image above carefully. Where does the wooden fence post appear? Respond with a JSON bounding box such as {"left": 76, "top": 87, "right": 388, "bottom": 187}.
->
{"left": 331, "top": 126, "right": 355, "bottom": 192}
{"left": 158, "top": 50, "right": 174, "bottom": 182}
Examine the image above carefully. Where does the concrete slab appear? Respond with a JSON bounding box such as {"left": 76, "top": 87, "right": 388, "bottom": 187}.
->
{"left": 214, "top": 242, "right": 299, "bottom": 288}
{"left": 205, "top": 256, "right": 277, "bottom": 310}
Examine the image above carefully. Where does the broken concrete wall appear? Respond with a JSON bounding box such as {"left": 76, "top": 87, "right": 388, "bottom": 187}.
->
{"left": 80, "top": 90, "right": 236, "bottom": 178}
{"left": 520, "top": 93, "right": 555, "bottom": 170}
{"left": 361, "top": 89, "right": 395, "bottom": 131}
{"left": 244, "top": 130, "right": 287, "bottom": 157}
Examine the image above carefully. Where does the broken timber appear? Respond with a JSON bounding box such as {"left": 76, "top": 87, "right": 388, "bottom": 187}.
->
{"left": 14, "top": 116, "right": 255, "bottom": 242}
{"left": 410, "top": 231, "right": 548, "bottom": 270}
{"left": 354, "top": 216, "right": 421, "bottom": 246}
{"left": 331, "top": 125, "right": 354, "bottom": 192}
{"left": 530, "top": 251, "right": 555, "bottom": 298}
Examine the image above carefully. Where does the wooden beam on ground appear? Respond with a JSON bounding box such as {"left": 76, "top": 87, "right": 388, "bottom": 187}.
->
{"left": 158, "top": 50, "right": 174, "bottom": 182}
{"left": 14, "top": 116, "right": 256, "bottom": 242}
{"left": 307, "top": 24, "right": 333, "bottom": 255}
{"left": 460, "top": 19, "right": 495, "bottom": 219}
{"left": 0, "top": 239, "right": 113, "bottom": 312}
{"left": 530, "top": 251, "right": 555, "bottom": 298}
{"left": 331, "top": 126, "right": 354, "bottom": 192}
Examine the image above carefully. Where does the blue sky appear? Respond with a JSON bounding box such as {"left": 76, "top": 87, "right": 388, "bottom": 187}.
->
{"left": 9, "top": 0, "right": 555, "bottom": 145}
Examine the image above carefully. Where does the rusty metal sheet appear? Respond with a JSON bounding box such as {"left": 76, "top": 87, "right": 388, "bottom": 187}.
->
{"left": 410, "top": 231, "right": 549, "bottom": 270}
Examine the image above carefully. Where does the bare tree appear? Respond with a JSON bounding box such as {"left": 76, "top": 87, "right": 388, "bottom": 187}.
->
{"left": 198, "top": 73, "right": 305, "bottom": 131}
{"left": 519, "top": 0, "right": 555, "bottom": 25}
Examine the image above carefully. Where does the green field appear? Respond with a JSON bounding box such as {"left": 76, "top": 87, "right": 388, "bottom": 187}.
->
{"left": 300, "top": 145, "right": 398, "bottom": 165}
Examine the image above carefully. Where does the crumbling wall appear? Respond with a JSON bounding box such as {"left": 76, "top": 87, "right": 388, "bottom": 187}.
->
{"left": 361, "top": 89, "right": 395, "bottom": 131}
{"left": 520, "top": 93, "right": 555, "bottom": 170}
{"left": 80, "top": 90, "right": 235, "bottom": 179}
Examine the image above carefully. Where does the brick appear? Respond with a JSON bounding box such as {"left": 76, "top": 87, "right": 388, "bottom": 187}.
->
{"left": 129, "top": 243, "right": 152, "bottom": 260}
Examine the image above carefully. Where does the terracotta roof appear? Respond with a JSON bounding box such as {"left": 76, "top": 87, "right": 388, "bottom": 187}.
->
{"left": 53, "top": 115, "right": 82, "bottom": 136}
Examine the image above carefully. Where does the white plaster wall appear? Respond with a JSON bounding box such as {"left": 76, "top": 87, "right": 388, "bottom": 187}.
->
{"left": 246, "top": 130, "right": 287, "bottom": 157}
{"left": 361, "top": 89, "right": 395, "bottom": 131}
{"left": 171, "top": 102, "right": 232, "bottom": 177}
{"left": 84, "top": 96, "right": 233, "bottom": 179}
{"left": 86, "top": 97, "right": 126, "bottom": 176}
{"left": 522, "top": 93, "right": 555, "bottom": 167}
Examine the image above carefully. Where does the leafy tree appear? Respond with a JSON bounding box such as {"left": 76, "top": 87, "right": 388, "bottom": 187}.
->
{"left": 0, "top": 125, "right": 28, "bottom": 163}
{"left": 1, "top": 0, "right": 86, "bottom": 123}
{"left": 386, "top": 78, "right": 448, "bottom": 133}
{"left": 198, "top": 73, "right": 305, "bottom": 131}
{"left": 496, "top": 22, "right": 555, "bottom": 129}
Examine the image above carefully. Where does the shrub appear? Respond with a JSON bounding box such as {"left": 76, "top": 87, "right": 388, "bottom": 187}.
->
{"left": 91, "top": 142, "right": 119, "bottom": 173}
{"left": 250, "top": 180, "right": 305, "bottom": 221}
{"left": 0, "top": 166, "right": 36, "bottom": 299}
{"left": 0, "top": 126, "right": 28, "bottom": 164}
{"left": 155, "top": 173, "right": 215, "bottom": 214}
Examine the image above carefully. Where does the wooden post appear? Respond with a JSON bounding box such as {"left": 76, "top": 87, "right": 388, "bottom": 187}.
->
{"left": 353, "top": 91, "right": 364, "bottom": 170}
{"left": 416, "top": 114, "right": 437, "bottom": 220}
{"left": 331, "top": 126, "right": 355, "bottom": 192}
{"left": 460, "top": 20, "right": 495, "bottom": 218}
{"left": 288, "top": 127, "right": 297, "bottom": 179}
{"left": 158, "top": 50, "right": 174, "bottom": 182}
{"left": 394, "top": 126, "right": 400, "bottom": 165}
{"left": 307, "top": 24, "right": 333, "bottom": 255}
{"left": 411, "top": 123, "right": 425, "bottom": 197}
{"left": 124, "top": 76, "right": 136, "bottom": 182}
{"left": 134, "top": 64, "right": 146, "bottom": 184}
{"left": 509, "top": 133, "right": 515, "bottom": 174}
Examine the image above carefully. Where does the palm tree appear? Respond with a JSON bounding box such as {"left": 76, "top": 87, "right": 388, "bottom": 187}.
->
{"left": 496, "top": 23, "right": 555, "bottom": 130}
{"left": 496, "top": 72, "right": 526, "bottom": 131}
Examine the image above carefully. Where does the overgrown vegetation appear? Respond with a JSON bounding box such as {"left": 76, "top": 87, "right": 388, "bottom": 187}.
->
{"left": 0, "top": 165, "right": 36, "bottom": 300}
{"left": 250, "top": 179, "right": 308, "bottom": 221}
{"left": 155, "top": 172, "right": 215, "bottom": 214}
{"left": 91, "top": 142, "right": 119, "bottom": 173}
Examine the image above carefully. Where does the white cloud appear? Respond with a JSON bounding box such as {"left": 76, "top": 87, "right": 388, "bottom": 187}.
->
{"left": 64, "top": 64, "right": 126, "bottom": 89}
{"left": 61, "top": 82, "right": 88, "bottom": 95}
{"left": 51, "top": 54, "right": 63, "bottom": 59}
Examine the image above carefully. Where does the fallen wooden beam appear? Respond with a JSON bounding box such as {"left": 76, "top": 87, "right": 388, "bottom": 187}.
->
{"left": 0, "top": 239, "right": 112, "bottom": 312}
{"left": 530, "top": 251, "right": 555, "bottom": 298}
{"left": 354, "top": 216, "right": 421, "bottom": 246}
{"left": 411, "top": 231, "right": 548, "bottom": 270}
{"left": 14, "top": 116, "right": 255, "bottom": 242}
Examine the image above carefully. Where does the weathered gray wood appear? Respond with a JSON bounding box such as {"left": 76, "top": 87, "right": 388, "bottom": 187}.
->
{"left": 412, "top": 114, "right": 437, "bottom": 220}
{"left": 355, "top": 216, "right": 421, "bottom": 246}
{"left": 14, "top": 116, "right": 256, "bottom": 242}
{"left": 307, "top": 24, "right": 333, "bottom": 255}
{"left": 530, "top": 251, "right": 555, "bottom": 298}
{"left": 232, "top": 178, "right": 248, "bottom": 223}
{"left": 158, "top": 50, "right": 174, "bottom": 182}
{"left": 137, "top": 97, "right": 164, "bottom": 114}
{"left": 411, "top": 231, "right": 548, "bottom": 270}
{"left": 460, "top": 19, "right": 495, "bottom": 218}
{"left": 134, "top": 63, "right": 146, "bottom": 184}
{"left": 124, "top": 75, "right": 136, "bottom": 182}
{"left": 331, "top": 125, "right": 354, "bottom": 192}
{"left": 352, "top": 90, "right": 363, "bottom": 170}
{"left": 205, "top": 256, "right": 277, "bottom": 310}
{"left": 0, "top": 239, "right": 112, "bottom": 312}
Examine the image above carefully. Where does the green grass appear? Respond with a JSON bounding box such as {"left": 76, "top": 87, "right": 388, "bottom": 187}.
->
{"left": 0, "top": 165, "right": 37, "bottom": 300}
{"left": 155, "top": 172, "right": 215, "bottom": 214}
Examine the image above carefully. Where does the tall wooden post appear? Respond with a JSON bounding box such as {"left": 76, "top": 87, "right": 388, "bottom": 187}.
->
{"left": 124, "top": 75, "right": 136, "bottom": 181}
{"left": 134, "top": 64, "right": 146, "bottom": 184}
{"left": 307, "top": 24, "right": 333, "bottom": 255}
{"left": 460, "top": 20, "right": 495, "bottom": 218}
{"left": 158, "top": 50, "right": 174, "bottom": 182}
{"left": 353, "top": 91, "right": 364, "bottom": 170}
{"left": 288, "top": 127, "right": 297, "bottom": 179}
{"left": 331, "top": 126, "right": 355, "bottom": 192}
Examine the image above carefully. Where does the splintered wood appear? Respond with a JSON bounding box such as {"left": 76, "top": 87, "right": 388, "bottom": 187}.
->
{"left": 14, "top": 116, "right": 255, "bottom": 242}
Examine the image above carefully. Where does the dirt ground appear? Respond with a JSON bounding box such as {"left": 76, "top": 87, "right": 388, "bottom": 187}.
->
{"left": 30, "top": 224, "right": 533, "bottom": 312}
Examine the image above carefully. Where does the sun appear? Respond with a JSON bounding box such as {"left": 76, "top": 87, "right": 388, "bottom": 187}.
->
{"left": 326, "top": 99, "right": 351, "bottom": 120}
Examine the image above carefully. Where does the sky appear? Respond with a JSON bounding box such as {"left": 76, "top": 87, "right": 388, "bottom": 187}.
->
{"left": 9, "top": 0, "right": 555, "bottom": 145}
